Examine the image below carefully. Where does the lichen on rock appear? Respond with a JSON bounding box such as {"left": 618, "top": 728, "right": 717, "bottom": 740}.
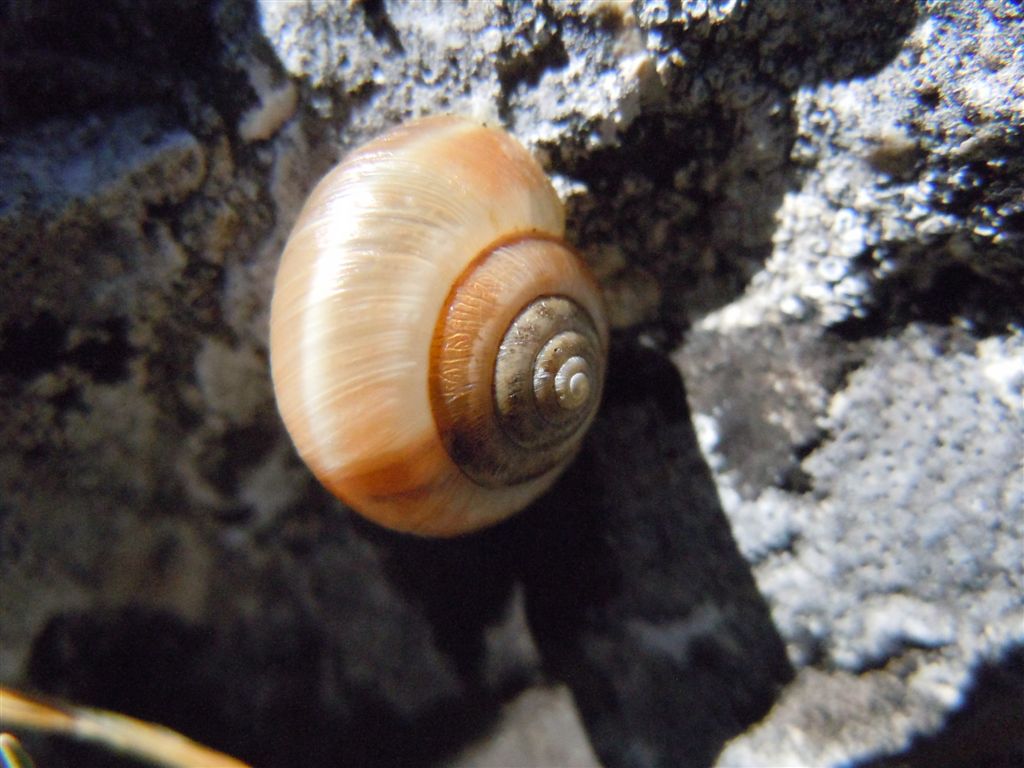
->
{"left": 0, "top": 1, "right": 1021, "bottom": 767}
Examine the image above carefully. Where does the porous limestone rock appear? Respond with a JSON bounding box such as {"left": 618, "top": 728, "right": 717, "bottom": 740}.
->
{"left": 0, "top": 1, "right": 1020, "bottom": 767}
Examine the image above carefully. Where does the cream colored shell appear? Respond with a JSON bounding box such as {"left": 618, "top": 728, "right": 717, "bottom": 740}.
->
{"left": 270, "top": 116, "right": 607, "bottom": 536}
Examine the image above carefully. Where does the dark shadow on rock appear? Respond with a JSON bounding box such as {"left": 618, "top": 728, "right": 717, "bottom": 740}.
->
{"left": 0, "top": 0, "right": 258, "bottom": 133}
{"left": 679, "top": 321, "right": 844, "bottom": 501}
{"left": 516, "top": 339, "right": 794, "bottom": 768}
{"left": 24, "top": 600, "right": 499, "bottom": 768}
{"left": 358, "top": 514, "right": 524, "bottom": 687}
{"left": 360, "top": 340, "right": 795, "bottom": 768}
{"left": 1, "top": 0, "right": 213, "bottom": 128}
{"left": 854, "top": 644, "right": 1024, "bottom": 768}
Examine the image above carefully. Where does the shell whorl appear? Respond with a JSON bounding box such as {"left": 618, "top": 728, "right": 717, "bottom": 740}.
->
{"left": 430, "top": 235, "right": 606, "bottom": 489}
{"left": 269, "top": 116, "right": 608, "bottom": 536}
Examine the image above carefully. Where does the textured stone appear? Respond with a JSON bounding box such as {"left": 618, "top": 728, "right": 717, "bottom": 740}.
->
{"left": 0, "top": 1, "right": 1021, "bottom": 767}
{"left": 705, "top": 325, "right": 1023, "bottom": 766}
{"left": 520, "top": 344, "right": 792, "bottom": 767}
{"left": 447, "top": 685, "right": 600, "bottom": 768}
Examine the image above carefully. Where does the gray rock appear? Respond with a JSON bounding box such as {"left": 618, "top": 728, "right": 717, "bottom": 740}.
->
{"left": 447, "top": 684, "right": 601, "bottom": 768}
{"left": 0, "top": 0, "right": 1021, "bottom": 767}
{"left": 702, "top": 326, "right": 1022, "bottom": 766}
{"left": 519, "top": 344, "right": 792, "bottom": 767}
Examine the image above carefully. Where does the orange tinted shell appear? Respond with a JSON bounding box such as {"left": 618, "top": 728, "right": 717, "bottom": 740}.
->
{"left": 270, "top": 116, "right": 607, "bottom": 536}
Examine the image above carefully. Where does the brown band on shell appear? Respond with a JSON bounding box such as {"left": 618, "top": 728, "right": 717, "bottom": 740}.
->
{"left": 429, "top": 235, "right": 606, "bottom": 488}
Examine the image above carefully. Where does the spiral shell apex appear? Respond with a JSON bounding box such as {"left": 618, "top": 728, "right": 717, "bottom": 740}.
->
{"left": 269, "top": 116, "right": 608, "bottom": 536}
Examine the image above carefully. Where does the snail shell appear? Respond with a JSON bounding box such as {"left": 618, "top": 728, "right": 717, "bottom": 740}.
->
{"left": 270, "top": 116, "right": 608, "bottom": 536}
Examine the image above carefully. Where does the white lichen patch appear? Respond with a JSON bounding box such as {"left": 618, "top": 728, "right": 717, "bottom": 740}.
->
{"left": 978, "top": 332, "right": 1024, "bottom": 415}
{"left": 238, "top": 58, "right": 299, "bottom": 143}
{"left": 237, "top": 444, "right": 310, "bottom": 529}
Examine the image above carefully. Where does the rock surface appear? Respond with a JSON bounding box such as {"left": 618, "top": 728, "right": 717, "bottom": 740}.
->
{"left": 0, "top": 1, "right": 1021, "bottom": 767}
{"left": 448, "top": 684, "right": 601, "bottom": 768}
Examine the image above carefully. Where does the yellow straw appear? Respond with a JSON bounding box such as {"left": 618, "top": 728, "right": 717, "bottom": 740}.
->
{"left": 1, "top": 733, "right": 37, "bottom": 768}
{"left": 0, "top": 687, "right": 250, "bottom": 768}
